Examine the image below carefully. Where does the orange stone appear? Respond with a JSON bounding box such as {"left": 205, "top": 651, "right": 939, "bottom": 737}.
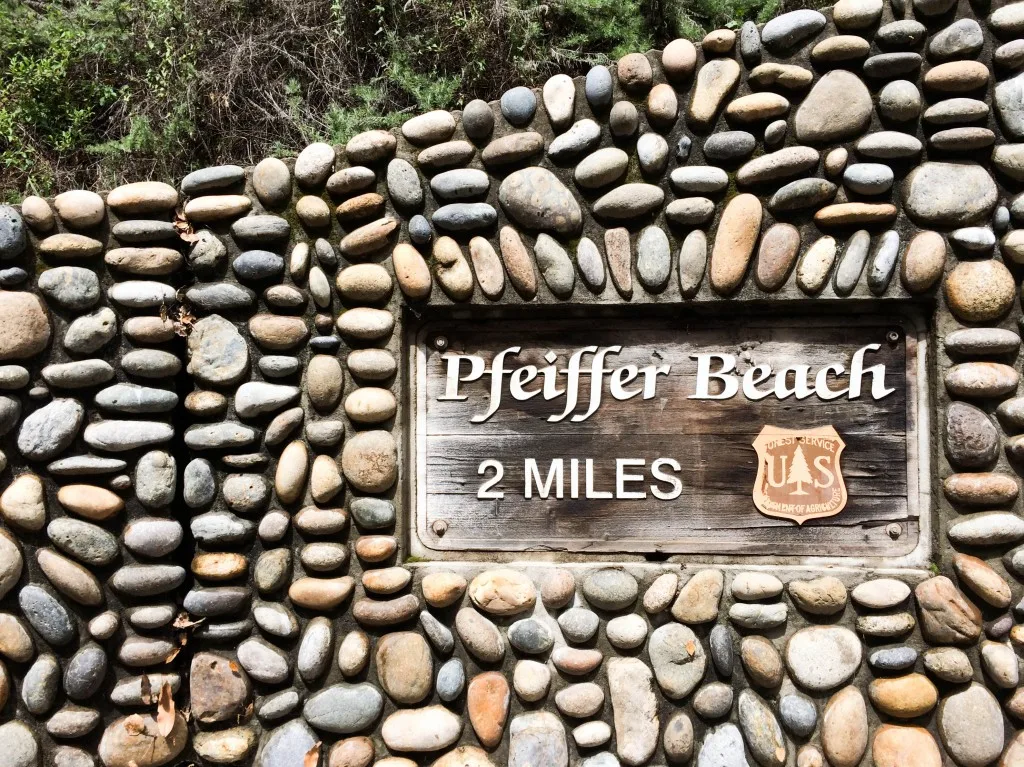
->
{"left": 467, "top": 671, "right": 511, "bottom": 748}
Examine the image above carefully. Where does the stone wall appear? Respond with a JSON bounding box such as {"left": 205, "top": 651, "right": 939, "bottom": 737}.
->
{"left": 0, "top": 0, "right": 1024, "bottom": 765}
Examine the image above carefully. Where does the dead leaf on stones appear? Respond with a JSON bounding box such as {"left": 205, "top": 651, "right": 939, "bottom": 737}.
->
{"left": 140, "top": 673, "right": 153, "bottom": 704}
{"left": 303, "top": 741, "right": 322, "bottom": 767}
{"left": 157, "top": 679, "right": 176, "bottom": 737}
{"left": 174, "top": 209, "right": 197, "bottom": 242}
{"left": 172, "top": 611, "right": 204, "bottom": 629}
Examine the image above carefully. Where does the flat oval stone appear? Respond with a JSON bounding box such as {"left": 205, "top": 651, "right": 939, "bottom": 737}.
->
{"left": 19, "top": 585, "right": 75, "bottom": 646}
{"left": 761, "top": 9, "right": 826, "bottom": 51}
{"left": 795, "top": 71, "right": 871, "bottom": 143}
{"left": 649, "top": 623, "right": 706, "bottom": 699}
{"left": 710, "top": 194, "right": 762, "bottom": 295}
{"left": 38, "top": 267, "right": 100, "bottom": 311}
{"left": 583, "top": 568, "right": 638, "bottom": 610}
{"left": 769, "top": 178, "right": 836, "bottom": 212}
{"left": 945, "top": 401, "right": 998, "bottom": 469}
{"left": 737, "top": 146, "right": 819, "bottom": 185}
{"left": 469, "top": 569, "right": 536, "bottom": 616}
{"left": 303, "top": 682, "right": 384, "bottom": 734}
{"left": 381, "top": 705, "right": 463, "bottom": 753}
{"left": 938, "top": 684, "right": 1003, "bottom": 766}
{"left": 785, "top": 626, "right": 862, "bottom": 692}
{"left": 688, "top": 59, "right": 741, "bottom": 129}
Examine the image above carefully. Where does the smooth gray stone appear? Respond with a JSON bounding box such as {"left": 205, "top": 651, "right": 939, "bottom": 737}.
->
{"left": 18, "top": 398, "right": 83, "bottom": 460}
{"left": 863, "top": 52, "right": 922, "bottom": 79}
{"left": 843, "top": 163, "right": 893, "bottom": 195}
{"left": 509, "top": 618, "right": 555, "bottom": 654}
{"left": 110, "top": 564, "right": 186, "bottom": 597}
{"left": 260, "top": 356, "right": 299, "bottom": 378}
{"left": 779, "top": 693, "right": 816, "bottom": 738}
{"left": 186, "top": 283, "right": 256, "bottom": 311}
{"left": 581, "top": 754, "right": 620, "bottom": 767}
{"left": 676, "top": 135, "right": 692, "bottom": 162}
{"left": 189, "top": 229, "right": 227, "bottom": 273}
{"left": 432, "top": 202, "right": 497, "bottom": 231}
{"left": 19, "top": 585, "right": 76, "bottom": 646}
{"left": 856, "top": 131, "right": 922, "bottom": 159}
{"left": 298, "top": 618, "right": 333, "bottom": 682}
{"left": 764, "top": 120, "right": 787, "bottom": 146}
{"left": 950, "top": 227, "right": 996, "bottom": 253}
{"left": 768, "top": 178, "right": 836, "bottom": 212}
{"left": 43, "top": 360, "right": 114, "bottom": 389}
{"left": 739, "top": 21, "right": 761, "bottom": 66}
{"left": 387, "top": 158, "right": 423, "bottom": 210}
{"left": 124, "top": 514, "right": 183, "bottom": 557}
{"left": 38, "top": 267, "right": 100, "bottom": 311}
{"left": 867, "top": 230, "right": 899, "bottom": 295}
{"left": 549, "top": 120, "right": 602, "bottom": 161}
{"left": 64, "top": 308, "right": 118, "bottom": 354}
{"left": 462, "top": 99, "right": 494, "bottom": 140}
{"left": 84, "top": 420, "right": 173, "bottom": 451}
{"left": 0, "top": 396, "right": 20, "bottom": 436}
{"left": 678, "top": 230, "right": 707, "bottom": 298}
{"left": 235, "top": 382, "right": 299, "bottom": 418}
{"left": 737, "top": 690, "right": 783, "bottom": 767}
{"left": 46, "top": 705, "right": 101, "bottom": 739}
{"left": 0, "top": 721, "right": 39, "bottom": 767}
{"left": 184, "top": 423, "right": 258, "bottom": 450}
{"left": 997, "top": 39, "right": 1024, "bottom": 71}
{"left": 194, "top": 618, "right": 254, "bottom": 641}
{"left": 191, "top": 512, "right": 254, "bottom": 546}
{"left": 64, "top": 643, "right": 107, "bottom": 700}
{"left": 636, "top": 226, "right": 671, "bottom": 291}
{"left": 586, "top": 66, "right": 613, "bottom": 110}
{"left": 122, "top": 349, "right": 180, "bottom": 378}
{"left": 109, "top": 673, "right": 180, "bottom": 706}
{"left": 869, "top": 646, "right": 918, "bottom": 671}
{"left": 0, "top": 267, "right": 27, "bottom": 286}
{"left": 112, "top": 219, "right": 177, "bottom": 243}
{"left": 559, "top": 607, "right": 600, "bottom": 642}
{"left": 929, "top": 18, "right": 983, "bottom": 60}
{"left": 23, "top": 654, "right": 60, "bottom": 714}
{"left": 408, "top": 215, "right": 432, "bottom": 245}
{"left": 314, "top": 237, "right": 337, "bottom": 268}
{"left": 876, "top": 20, "right": 926, "bottom": 47}
{"left": 420, "top": 609, "right": 455, "bottom": 655}
{"left": 637, "top": 133, "right": 669, "bottom": 175}
{"left": 761, "top": 9, "right": 826, "bottom": 51}
{"left": 350, "top": 497, "right": 395, "bottom": 529}
{"left": 670, "top": 167, "right": 728, "bottom": 194}
{"left": 184, "top": 586, "right": 250, "bottom": 617}
{"left": 0, "top": 206, "right": 26, "bottom": 259}
{"left": 47, "top": 518, "right": 118, "bottom": 566}
{"left": 94, "top": 384, "right": 177, "bottom": 414}
{"left": 947, "top": 401, "right": 999, "bottom": 468}
{"left": 576, "top": 237, "right": 606, "bottom": 292}
{"left": 710, "top": 624, "right": 734, "bottom": 677}
{"left": 233, "top": 250, "right": 284, "bottom": 281}
{"left": 436, "top": 658, "right": 466, "bottom": 702}
{"left": 238, "top": 638, "right": 291, "bottom": 684}
{"left": 181, "top": 164, "right": 245, "bottom": 194}
{"left": 184, "top": 458, "right": 216, "bottom": 508}
{"left": 995, "top": 206, "right": 1010, "bottom": 234}
{"left": 107, "top": 280, "right": 177, "bottom": 308}
{"left": 256, "top": 719, "right": 317, "bottom": 767}
{"left": 704, "top": 131, "right": 756, "bottom": 162}
{"left": 268, "top": 408, "right": 305, "bottom": 446}
{"left": 231, "top": 215, "right": 290, "bottom": 245}
{"left": 430, "top": 169, "right": 490, "bottom": 201}
{"left": 697, "top": 723, "right": 749, "bottom": 767}
{"left": 534, "top": 234, "right": 575, "bottom": 297}
{"left": 501, "top": 86, "right": 537, "bottom": 126}
{"left": 946, "top": 328, "right": 1020, "bottom": 356}
{"left": 253, "top": 602, "right": 300, "bottom": 639}
{"left": 833, "top": 230, "right": 871, "bottom": 296}
{"left": 127, "top": 604, "right": 175, "bottom": 630}
{"left": 221, "top": 472, "right": 269, "bottom": 515}
{"left": 258, "top": 689, "right": 302, "bottom": 722}
{"left": 52, "top": 746, "right": 95, "bottom": 767}
{"left": 302, "top": 683, "right": 384, "bottom": 734}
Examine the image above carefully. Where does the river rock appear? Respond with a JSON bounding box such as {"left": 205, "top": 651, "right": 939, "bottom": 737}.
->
{"left": 649, "top": 623, "right": 706, "bottom": 699}
{"left": 607, "top": 658, "right": 658, "bottom": 767}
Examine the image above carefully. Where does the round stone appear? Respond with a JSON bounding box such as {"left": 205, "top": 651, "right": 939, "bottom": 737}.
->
{"left": 649, "top": 623, "right": 706, "bottom": 700}
{"left": 944, "top": 260, "right": 1015, "bottom": 322}
{"left": 341, "top": 430, "right": 397, "bottom": 492}
{"left": 583, "top": 568, "right": 638, "bottom": 610}
{"left": 785, "top": 626, "right": 862, "bottom": 692}
{"left": 938, "top": 684, "right": 1003, "bottom": 767}
{"left": 501, "top": 87, "right": 537, "bottom": 126}
{"left": 376, "top": 632, "right": 432, "bottom": 705}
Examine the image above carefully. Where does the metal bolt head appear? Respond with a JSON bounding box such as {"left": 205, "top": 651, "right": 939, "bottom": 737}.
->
{"left": 433, "top": 335, "right": 448, "bottom": 352}
{"left": 886, "top": 523, "right": 902, "bottom": 539}
{"left": 887, "top": 330, "right": 900, "bottom": 344}
{"left": 431, "top": 519, "right": 449, "bottom": 536}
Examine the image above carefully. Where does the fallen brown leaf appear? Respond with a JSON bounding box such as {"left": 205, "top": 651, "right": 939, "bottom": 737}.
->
{"left": 303, "top": 741, "right": 322, "bottom": 767}
{"left": 156, "top": 679, "right": 176, "bottom": 737}
{"left": 139, "top": 673, "right": 153, "bottom": 705}
{"left": 124, "top": 714, "right": 146, "bottom": 736}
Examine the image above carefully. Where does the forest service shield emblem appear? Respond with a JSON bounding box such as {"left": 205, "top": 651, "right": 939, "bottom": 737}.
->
{"left": 752, "top": 426, "right": 848, "bottom": 525}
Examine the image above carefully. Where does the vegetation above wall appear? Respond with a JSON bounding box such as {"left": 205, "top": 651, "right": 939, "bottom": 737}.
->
{"left": 0, "top": 0, "right": 812, "bottom": 201}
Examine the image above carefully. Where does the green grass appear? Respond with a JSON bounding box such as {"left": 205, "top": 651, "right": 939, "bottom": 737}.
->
{"left": 0, "top": 0, "right": 805, "bottom": 201}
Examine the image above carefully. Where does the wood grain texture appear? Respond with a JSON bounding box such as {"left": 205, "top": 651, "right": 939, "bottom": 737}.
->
{"left": 413, "top": 315, "right": 922, "bottom": 557}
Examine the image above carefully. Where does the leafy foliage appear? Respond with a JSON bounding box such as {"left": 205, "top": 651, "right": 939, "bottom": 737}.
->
{"left": 0, "top": 0, "right": 811, "bottom": 200}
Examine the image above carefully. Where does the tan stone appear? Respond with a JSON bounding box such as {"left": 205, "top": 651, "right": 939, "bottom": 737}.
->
{"left": 336, "top": 192, "right": 385, "bottom": 222}
{"left": 788, "top": 576, "right": 847, "bottom": 616}
{"left": 353, "top": 594, "right": 420, "bottom": 627}
{"left": 193, "top": 727, "right": 257, "bottom": 764}
{"left": 618, "top": 53, "right": 653, "bottom": 93}
{"left": 354, "top": 535, "right": 397, "bottom": 563}
{"left": 0, "top": 473, "right": 46, "bottom": 531}
{"left": 467, "top": 672, "right": 511, "bottom": 748}
{"left": 814, "top": 203, "right": 897, "bottom": 226}
{"left": 288, "top": 576, "right": 354, "bottom": 610}
{"left": 310, "top": 454, "right": 343, "bottom": 504}
{"left": 468, "top": 237, "right": 505, "bottom": 299}
{"left": 727, "top": 92, "right": 789, "bottom": 123}
{"left": 104, "top": 247, "right": 183, "bottom": 276}
{"left": 914, "top": 576, "right": 982, "bottom": 646}
{"left": 248, "top": 314, "right": 308, "bottom": 350}
{"left": 54, "top": 190, "right": 105, "bottom": 228}
{"left": 952, "top": 553, "right": 1012, "bottom": 608}
{"left": 647, "top": 83, "right": 678, "bottom": 127}
{"left": 376, "top": 632, "right": 432, "bottom": 705}
{"left": 498, "top": 227, "right": 537, "bottom": 299}
{"left": 924, "top": 61, "right": 989, "bottom": 92}
{"left": 98, "top": 713, "right": 188, "bottom": 767}
{"left": 434, "top": 236, "right": 474, "bottom": 301}
{"left": 0, "top": 292, "right": 50, "bottom": 361}
{"left": 540, "top": 569, "right": 576, "bottom": 608}
{"left": 339, "top": 217, "right": 398, "bottom": 257}
{"left": 710, "top": 194, "right": 762, "bottom": 295}
{"left": 900, "top": 231, "right": 945, "bottom": 293}
{"left": 344, "top": 386, "right": 397, "bottom": 424}
{"left": 274, "top": 440, "right": 308, "bottom": 504}
{"left": 36, "top": 548, "right": 102, "bottom": 605}
{"left": 422, "top": 572, "right": 468, "bottom": 608}
{"left": 872, "top": 725, "right": 941, "bottom": 767}
{"left": 688, "top": 59, "right": 741, "bottom": 129}
{"left": 296, "top": 195, "right": 332, "bottom": 228}
{"left": 191, "top": 553, "right": 248, "bottom": 581}
{"left": 605, "top": 227, "right": 632, "bottom": 297}
{"left": 662, "top": 39, "right": 697, "bottom": 81}
{"left": 702, "top": 28, "right": 735, "bottom": 53}
{"left": 391, "top": 243, "right": 432, "bottom": 299}
{"left": 943, "top": 473, "right": 1019, "bottom": 506}
{"left": 552, "top": 646, "right": 603, "bottom": 675}
{"left": 306, "top": 355, "right": 343, "bottom": 412}
{"left": 945, "top": 260, "right": 1015, "bottom": 322}
{"left": 341, "top": 430, "right": 397, "bottom": 492}
{"left": 0, "top": 613, "right": 34, "bottom": 661}
{"left": 362, "top": 567, "right": 411, "bottom": 595}
{"left": 868, "top": 674, "right": 937, "bottom": 718}
{"left": 1002, "top": 731, "right": 1024, "bottom": 767}
{"left": 821, "top": 686, "right": 867, "bottom": 767}
{"left": 671, "top": 569, "right": 724, "bottom": 623}
{"left": 755, "top": 223, "right": 800, "bottom": 291}
{"left": 749, "top": 63, "right": 814, "bottom": 90}
{"left": 20, "top": 195, "right": 54, "bottom": 232}
{"left": 469, "top": 569, "right": 536, "bottom": 616}
{"left": 329, "top": 736, "right": 374, "bottom": 767}
{"left": 432, "top": 746, "right": 496, "bottom": 767}
{"left": 740, "top": 635, "right": 783, "bottom": 688}
{"left": 106, "top": 182, "right": 178, "bottom": 214}
{"left": 184, "top": 195, "right": 251, "bottom": 222}
{"left": 57, "top": 484, "right": 123, "bottom": 521}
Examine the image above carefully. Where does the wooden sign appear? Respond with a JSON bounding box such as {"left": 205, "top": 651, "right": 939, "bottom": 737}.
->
{"left": 410, "top": 314, "right": 925, "bottom": 559}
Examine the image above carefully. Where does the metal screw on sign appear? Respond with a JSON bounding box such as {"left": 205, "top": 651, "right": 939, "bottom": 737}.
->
{"left": 433, "top": 335, "right": 448, "bottom": 352}
{"left": 431, "top": 519, "right": 449, "bottom": 536}
{"left": 886, "top": 523, "right": 903, "bottom": 539}
{"left": 887, "top": 330, "right": 900, "bottom": 345}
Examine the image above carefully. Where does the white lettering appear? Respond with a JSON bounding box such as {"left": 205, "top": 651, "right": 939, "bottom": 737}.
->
{"left": 525, "top": 458, "right": 563, "bottom": 499}
{"left": 690, "top": 353, "right": 739, "bottom": 399}
{"left": 616, "top": 458, "right": 646, "bottom": 499}
{"left": 650, "top": 458, "right": 683, "bottom": 500}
